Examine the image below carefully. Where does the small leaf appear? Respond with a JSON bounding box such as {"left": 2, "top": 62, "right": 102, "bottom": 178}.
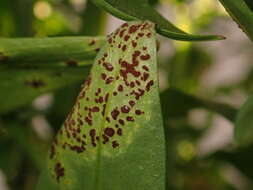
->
{"left": 0, "top": 65, "right": 91, "bottom": 113}
{"left": 92, "top": 0, "right": 224, "bottom": 41}
{"left": 218, "top": 0, "right": 253, "bottom": 41}
{"left": 0, "top": 37, "right": 105, "bottom": 64}
{"left": 235, "top": 95, "right": 253, "bottom": 146}
{"left": 37, "top": 21, "right": 166, "bottom": 190}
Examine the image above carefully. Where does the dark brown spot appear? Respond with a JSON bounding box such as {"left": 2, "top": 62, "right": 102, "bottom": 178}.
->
{"left": 129, "top": 25, "right": 139, "bottom": 33}
{"left": 122, "top": 45, "right": 127, "bottom": 51}
{"left": 89, "top": 39, "right": 96, "bottom": 46}
{"left": 85, "top": 116, "right": 92, "bottom": 126}
{"left": 50, "top": 144, "right": 55, "bottom": 159}
{"left": 91, "top": 106, "right": 99, "bottom": 112}
{"left": 131, "top": 41, "right": 137, "bottom": 48}
{"left": 111, "top": 108, "right": 120, "bottom": 120}
{"left": 143, "top": 72, "right": 149, "bottom": 81}
{"left": 124, "top": 35, "right": 130, "bottom": 41}
{"left": 118, "top": 84, "right": 123, "bottom": 92}
{"left": 54, "top": 162, "right": 65, "bottom": 182}
{"left": 135, "top": 110, "right": 143, "bottom": 115}
{"left": 106, "top": 77, "right": 114, "bottom": 84}
{"left": 117, "top": 128, "right": 122, "bottom": 136}
{"left": 146, "top": 80, "right": 154, "bottom": 91}
{"left": 103, "top": 62, "right": 114, "bottom": 71}
{"left": 129, "top": 100, "right": 135, "bottom": 107}
{"left": 142, "top": 65, "right": 149, "bottom": 71}
{"left": 104, "top": 127, "right": 115, "bottom": 137}
{"left": 102, "top": 134, "right": 109, "bottom": 144}
{"left": 66, "top": 60, "right": 78, "bottom": 67}
{"left": 112, "top": 140, "right": 119, "bottom": 148}
{"left": 126, "top": 116, "right": 134, "bottom": 122}
{"left": 140, "top": 54, "right": 150, "bottom": 60}
{"left": 101, "top": 73, "right": 107, "bottom": 80}
{"left": 121, "top": 105, "right": 130, "bottom": 113}
{"left": 25, "top": 79, "right": 45, "bottom": 88}
{"left": 118, "top": 119, "right": 125, "bottom": 126}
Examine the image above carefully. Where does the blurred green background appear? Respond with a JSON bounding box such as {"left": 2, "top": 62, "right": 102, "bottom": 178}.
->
{"left": 1, "top": 0, "right": 253, "bottom": 189}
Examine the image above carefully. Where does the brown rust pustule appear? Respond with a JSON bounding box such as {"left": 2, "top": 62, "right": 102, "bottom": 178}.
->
{"left": 66, "top": 60, "right": 78, "bottom": 67}
{"left": 25, "top": 79, "right": 45, "bottom": 88}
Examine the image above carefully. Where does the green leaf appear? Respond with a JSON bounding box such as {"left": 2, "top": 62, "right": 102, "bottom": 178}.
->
{"left": 37, "top": 21, "right": 165, "bottom": 190}
{"left": 244, "top": 0, "right": 253, "bottom": 12}
{"left": 218, "top": 0, "right": 253, "bottom": 41}
{"left": 160, "top": 88, "right": 237, "bottom": 121}
{"left": 0, "top": 65, "right": 91, "bottom": 113}
{"left": 91, "top": 0, "right": 225, "bottom": 41}
{"left": 235, "top": 95, "right": 253, "bottom": 146}
{"left": 210, "top": 146, "right": 253, "bottom": 180}
{"left": 0, "top": 37, "right": 106, "bottom": 64}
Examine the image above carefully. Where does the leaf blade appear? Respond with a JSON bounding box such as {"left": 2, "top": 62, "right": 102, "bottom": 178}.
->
{"left": 235, "top": 95, "right": 253, "bottom": 146}
{"left": 37, "top": 21, "right": 166, "bottom": 190}
{"left": 0, "top": 37, "right": 106, "bottom": 64}
{"left": 0, "top": 65, "right": 91, "bottom": 113}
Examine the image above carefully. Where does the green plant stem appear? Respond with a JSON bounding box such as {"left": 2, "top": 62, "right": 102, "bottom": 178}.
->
{"left": 0, "top": 36, "right": 106, "bottom": 63}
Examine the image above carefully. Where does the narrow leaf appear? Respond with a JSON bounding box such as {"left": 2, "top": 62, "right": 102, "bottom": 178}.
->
{"left": 37, "top": 21, "right": 166, "bottom": 190}
{"left": 92, "top": 0, "right": 224, "bottom": 41}
{"left": 160, "top": 88, "right": 237, "bottom": 121}
{"left": 218, "top": 0, "right": 253, "bottom": 41}
{"left": 244, "top": 0, "right": 253, "bottom": 12}
{"left": 0, "top": 37, "right": 105, "bottom": 64}
{"left": 0, "top": 65, "right": 91, "bottom": 113}
{"left": 235, "top": 95, "right": 253, "bottom": 146}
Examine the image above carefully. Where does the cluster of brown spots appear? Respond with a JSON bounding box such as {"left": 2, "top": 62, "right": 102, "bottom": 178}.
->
{"left": 54, "top": 162, "right": 65, "bottom": 182}
{"left": 25, "top": 79, "right": 45, "bottom": 88}
{"left": 89, "top": 39, "right": 96, "bottom": 46}
{"left": 51, "top": 21, "right": 155, "bottom": 157}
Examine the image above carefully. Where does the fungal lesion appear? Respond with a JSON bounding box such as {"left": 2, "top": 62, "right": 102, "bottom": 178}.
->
{"left": 54, "top": 162, "right": 65, "bottom": 182}
{"left": 24, "top": 79, "right": 45, "bottom": 88}
{"left": 66, "top": 59, "right": 78, "bottom": 67}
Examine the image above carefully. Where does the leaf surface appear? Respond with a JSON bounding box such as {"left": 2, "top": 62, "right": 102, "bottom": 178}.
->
{"left": 37, "top": 21, "right": 166, "bottom": 190}
{"left": 235, "top": 95, "right": 253, "bottom": 146}
{"left": 0, "top": 65, "right": 91, "bottom": 113}
{"left": 92, "top": 0, "right": 224, "bottom": 41}
{"left": 0, "top": 37, "right": 105, "bottom": 64}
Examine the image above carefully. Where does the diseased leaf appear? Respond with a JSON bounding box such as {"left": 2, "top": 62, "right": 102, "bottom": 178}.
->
{"left": 0, "top": 65, "right": 91, "bottom": 113}
{"left": 92, "top": 0, "right": 225, "bottom": 41}
{"left": 218, "top": 0, "right": 253, "bottom": 41}
{"left": 235, "top": 95, "right": 253, "bottom": 146}
{"left": 37, "top": 21, "right": 166, "bottom": 190}
{"left": 0, "top": 37, "right": 105, "bottom": 64}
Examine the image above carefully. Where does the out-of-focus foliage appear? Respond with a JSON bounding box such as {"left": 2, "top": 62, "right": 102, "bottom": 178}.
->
{"left": 0, "top": 0, "right": 253, "bottom": 190}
